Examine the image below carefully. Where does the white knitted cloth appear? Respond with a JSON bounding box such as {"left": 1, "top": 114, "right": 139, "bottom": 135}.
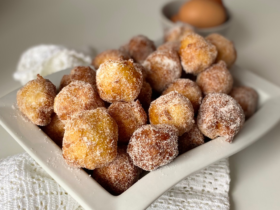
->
{"left": 0, "top": 153, "right": 230, "bottom": 210}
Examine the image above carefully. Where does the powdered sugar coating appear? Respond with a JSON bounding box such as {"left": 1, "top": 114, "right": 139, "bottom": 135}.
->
{"left": 143, "top": 50, "right": 182, "bottom": 92}
{"left": 178, "top": 123, "right": 204, "bottom": 154}
{"left": 197, "top": 93, "right": 245, "bottom": 143}
{"left": 42, "top": 114, "right": 65, "bottom": 148}
{"left": 196, "top": 61, "right": 234, "bottom": 95}
{"left": 137, "top": 81, "right": 152, "bottom": 111}
{"left": 206, "top": 33, "right": 237, "bottom": 68}
{"left": 70, "top": 66, "right": 96, "bottom": 88}
{"left": 96, "top": 59, "right": 143, "bottom": 103}
{"left": 17, "top": 74, "right": 56, "bottom": 126}
{"left": 164, "top": 24, "right": 194, "bottom": 42}
{"left": 127, "top": 124, "right": 179, "bottom": 171}
{"left": 229, "top": 86, "right": 258, "bottom": 119}
{"left": 92, "top": 49, "right": 129, "bottom": 69}
{"left": 179, "top": 32, "right": 217, "bottom": 75}
{"left": 162, "top": 79, "right": 202, "bottom": 113}
{"left": 108, "top": 100, "right": 147, "bottom": 144}
{"left": 128, "top": 35, "right": 156, "bottom": 64}
{"left": 63, "top": 108, "right": 118, "bottom": 169}
{"left": 149, "top": 91, "right": 194, "bottom": 136}
{"left": 92, "top": 146, "right": 141, "bottom": 195}
{"left": 54, "top": 80, "right": 104, "bottom": 121}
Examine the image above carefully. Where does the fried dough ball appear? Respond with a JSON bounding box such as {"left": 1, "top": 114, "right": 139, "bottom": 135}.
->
{"left": 92, "top": 49, "right": 129, "bottom": 69}
{"left": 206, "top": 33, "right": 237, "bottom": 68}
{"left": 128, "top": 35, "right": 156, "bottom": 64}
{"left": 96, "top": 59, "right": 143, "bottom": 103}
{"left": 157, "top": 41, "right": 180, "bottom": 53}
{"left": 178, "top": 123, "right": 204, "bottom": 154}
{"left": 197, "top": 93, "right": 245, "bottom": 143}
{"left": 127, "top": 124, "right": 179, "bottom": 171}
{"left": 149, "top": 91, "right": 194, "bottom": 136}
{"left": 162, "top": 79, "right": 202, "bottom": 113}
{"left": 108, "top": 100, "right": 147, "bottom": 144}
{"left": 17, "top": 74, "right": 56, "bottom": 126}
{"left": 179, "top": 32, "right": 217, "bottom": 75}
{"left": 63, "top": 108, "right": 118, "bottom": 169}
{"left": 164, "top": 24, "right": 194, "bottom": 43}
{"left": 137, "top": 81, "right": 152, "bottom": 110}
{"left": 196, "top": 61, "right": 233, "bottom": 95}
{"left": 92, "top": 146, "right": 141, "bottom": 195}
{"left": 42, "top": 114, "right": 65, "bottom": 147}
{"left": 143, "top": 50, "right": 182, "bottom": 92}
{"left": 133, "top": 63, "right": 148, "bottom": 80}
{"left": 229, "top": 86, "right": 258, "bottom": 119}
{"left": 59, "top": 74, "right": 72, "bottom": 90}
{"left": 54, "top": 81, "right": 104, "bottom": 121}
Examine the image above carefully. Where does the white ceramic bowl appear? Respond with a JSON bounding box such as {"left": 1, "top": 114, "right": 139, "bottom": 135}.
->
{"left": 1, "top": 65, "right": 280, "bottom": 210}
{"left": 161, "top": 0, "right": 232, "bottom": 37}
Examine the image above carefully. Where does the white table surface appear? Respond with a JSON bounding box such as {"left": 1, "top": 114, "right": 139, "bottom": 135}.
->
{"left": 0, "top": 0, "right": 279, "bottom": 209}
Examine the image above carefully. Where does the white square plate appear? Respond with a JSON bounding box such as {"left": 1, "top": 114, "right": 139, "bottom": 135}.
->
{"left": 1, "top": 65, "right": 280, "bottom": 210}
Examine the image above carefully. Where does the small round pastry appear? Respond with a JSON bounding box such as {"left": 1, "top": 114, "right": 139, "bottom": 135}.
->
{"left": 178, "top": 123, "right": 204, "bottom": 154}
{"left": 137, "top": 81, "right": 152, "bottom": 111}
{"left": 149, "top": 91, "right": 194, "bottom": 136}
{"left": 162, "top": 79, "right": 202, "bottom": 113}
{"left": 63, "top": 108, "right": 118, "bottom": 169}
{"left": 70, "top": 66, "right": 96, "bottom": 88}
{"left": 229, "top": 86, "right": 258, "bottom": 119}
{"left": 206, "top": 33, "right": 237, "bottom": 68}
{"left": 179, "top": 32, "right": 217, "bottom": 75}
{"left": 54, "top": 81, "right": 104, "bottom": 121}
{"left": 92, "top": 49, "right": 129, "bottom": 69}
{"left": 197, "top": 93, "right": 245, "bottom": 143}
{"left": 196, "top": 61, "right": 233, "bottom": 95}
{"left": 17, "top": 74, "right": 56, "bottom": 126}
{"left": 108, "top": 100, "right": 147, "bottom": 144}
{"left": 59, "top": 74, "right": 72, "bottom": 90}
{"left": 128, "top": 35, "right": 156, "bottom": 64}
{"left": 143, "top": 50, "right": 182, "bottom": 92}
{"left": 42, "top": 114, "right": 65, "bottom": 148}
{"left": 96, "top": 59, "right": 143, "bottom": 103}
{"left": 133, "top": 63, "right": 148, "bottom": 80}
{"left": 157, "top": 41, "right": 180, "bottom": 53}
{"left": 127, "top": 124, "right": 179, "bottom": 171}
{"left": 92, "top": 146, "right": 141, "bottom": 195}
{"left": 164, "top": 24, "right": 194, "bottom": 43}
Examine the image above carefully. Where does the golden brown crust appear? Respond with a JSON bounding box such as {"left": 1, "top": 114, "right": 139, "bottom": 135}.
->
{"left": 92, "top": 146, "right": 141, "bottom": 195}
{"left": 59, "top": 74, "right": 72, "bottom": 91}
{"left": 196, "top": 61, "right": 233, "bottom": 95}
{"left": 143, "top": 50, "right": 182, "bottom": 92}
{"left": 54, "top": 80, "right": 104, "bottom": 121}
{"left": 179, "top": 32, "right": 217, "bottom": 75}
{"left": 108, "top": 100, "right": 147, "bottom": 144}
{"left": 42, "top": 114, "right": 65, "bottom": 148}
{"left": 63, "top": 108, "right": 118, "bottom": 169}
{"left": 96, "top": 59, "right": 143, "bottom": 103}
{"left": 17, "top": 74, "right": 56, "bottom": 126}
{"left": 137, "top": 81, "right": 152, "bottom": 111}
{"left": 128, "top": 35, "right": 156, "bottom": 64}
{"left": 149, "top": 91, "right": 194, "bottom": 136}
{"left": 162, "top": 79, "right": 202, "bottom": 113}
{"left": 92, "top": 49, "right": 129, "bottom": 69}
{"left": 206, "top": 33, "right": 237, "bottom": 68}
{"left": 164, "top": 24, "right": 194, "bottom": 43}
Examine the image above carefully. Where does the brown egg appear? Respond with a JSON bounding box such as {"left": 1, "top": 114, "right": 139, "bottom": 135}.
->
{"left": 178, "top": 0, "right": 226, "bottom": 28}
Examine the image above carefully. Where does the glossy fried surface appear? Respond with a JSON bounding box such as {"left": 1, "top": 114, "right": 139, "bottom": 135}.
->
{"left": 63, "top": 108, "right": 118, "bottom": 169}
{"left": 149, "top": 91, "right": 194, "bottom": 136}
{"left": 96, "top": 59, "right": 143, "bottom": 103}
{"left": 108, "top": 100, "right": 147, "bottom": 144}
{"left": 17, "top": 74, "right": 56, "bottom": 126}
